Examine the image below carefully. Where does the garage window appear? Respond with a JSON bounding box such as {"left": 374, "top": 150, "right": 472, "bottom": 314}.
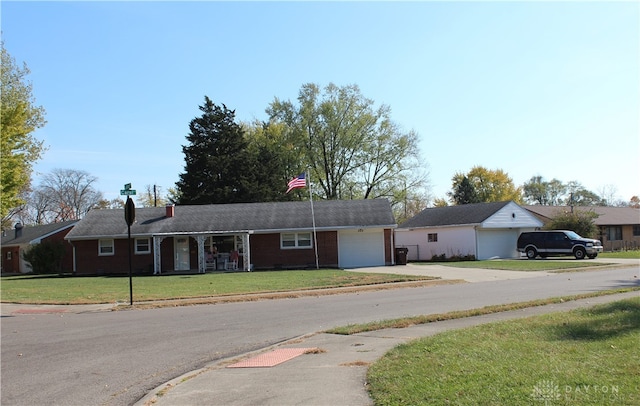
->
{"left": 427, "top": 233, "right": 438, "bottom": 242}
{"left": 281, "top": 232, "right": 312, "bottom": 249}
{"left": 98, "top": 239, "right": 114, "bottom": 256}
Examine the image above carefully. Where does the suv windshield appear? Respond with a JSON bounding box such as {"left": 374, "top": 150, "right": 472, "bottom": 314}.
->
{"left": 565, "top": 231, "right": 582, "bottom": 239}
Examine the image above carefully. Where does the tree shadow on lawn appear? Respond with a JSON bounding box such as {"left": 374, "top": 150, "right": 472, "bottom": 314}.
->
{"left": 551, "top": 300, "right": 640, "bottom": 341}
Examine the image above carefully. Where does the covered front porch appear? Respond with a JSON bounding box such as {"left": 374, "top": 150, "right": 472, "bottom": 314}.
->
{"left": 152, "top": 232, "right": 252, "bottom": 275}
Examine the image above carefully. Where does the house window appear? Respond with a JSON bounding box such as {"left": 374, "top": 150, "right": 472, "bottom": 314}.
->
{"left": 281, "top": 232, "right": 312, "bottom": 249}
{"left": 427, "top": 233, "right": 438, "bottom": 243}
{"left": 98, "top": 239, "right": 114, "bottom": 256}
{"left": 633, "top": 225, "right": 640, "bottom": 237}
{"left": 605, "top": 226, "right": 622, "bottom": 241}
{"left": 135, "top": 238, "right": 151, "bottom": 254}
{"left": 6, "top": 251, "right": 12, "bottom": 260}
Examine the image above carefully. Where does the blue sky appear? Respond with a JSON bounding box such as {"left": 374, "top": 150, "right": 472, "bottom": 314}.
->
{"left": 3, "top": 1, "right": 638, "bottom": 204}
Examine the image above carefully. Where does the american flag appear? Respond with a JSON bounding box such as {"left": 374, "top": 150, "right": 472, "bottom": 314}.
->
{"left": 286, "top": 173, "right": 306, "bottom": 193}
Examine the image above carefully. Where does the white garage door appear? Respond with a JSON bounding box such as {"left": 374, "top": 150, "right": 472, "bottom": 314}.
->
{"left": 338, "top": 228, "right": 385, "bottom": 268}
{"left": 476, "top": 229, "right": 519, "bottom": 260}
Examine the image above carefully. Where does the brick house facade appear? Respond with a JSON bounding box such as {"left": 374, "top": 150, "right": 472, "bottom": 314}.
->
{"left": 65, "top": 200, "right": 396, "bottom": 275}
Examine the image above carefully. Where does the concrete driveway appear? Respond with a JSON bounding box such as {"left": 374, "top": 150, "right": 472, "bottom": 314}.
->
{"left": 346, "top": 257, "right": 639, "bottom": 283}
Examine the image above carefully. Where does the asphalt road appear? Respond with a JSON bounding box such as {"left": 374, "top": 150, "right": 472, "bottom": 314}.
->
{"left": 1, "top": 265, "right": 638, "bottom": 406}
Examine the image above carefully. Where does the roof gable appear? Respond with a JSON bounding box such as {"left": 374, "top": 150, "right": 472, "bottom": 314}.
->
{"left": 398, "top": 201, "right": 512, "bottom": 229}
{"left": 65, "top": 199, "right": 396, "bottom": 240}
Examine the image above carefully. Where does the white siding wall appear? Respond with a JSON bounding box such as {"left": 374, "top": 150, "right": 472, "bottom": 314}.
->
{"left": 482, "top": 202, "right": 543, "bottom": 229}
{"left": 395, "top": 226, "right": 476, "bottom": 261}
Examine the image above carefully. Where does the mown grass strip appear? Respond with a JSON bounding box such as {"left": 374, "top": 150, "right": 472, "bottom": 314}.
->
{"left": 325, "top": 288, "right": 640, "bottom": 335}
{"left": 367, "top": 297, "right": 640, "bottom": 405}
{"left": 438, "top": 260, "right": 614, "bottom": 271}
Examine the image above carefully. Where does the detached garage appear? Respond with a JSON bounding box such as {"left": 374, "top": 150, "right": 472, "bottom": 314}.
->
{"left": 395, "top": 201, "right": 543, "bottom": 261}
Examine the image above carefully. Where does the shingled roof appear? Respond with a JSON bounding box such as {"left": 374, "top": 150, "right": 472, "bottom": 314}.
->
{"left": 66, "top": 199, "right": 396, "bottom": 240}
{"left": 523, "top": 205, "right": 640, "bottom": 226}
{"left": 1, "top": 221, "right": 78, "bottom": 246}
{"left": 398, "top": 201, "right": 512, "bottom": 229}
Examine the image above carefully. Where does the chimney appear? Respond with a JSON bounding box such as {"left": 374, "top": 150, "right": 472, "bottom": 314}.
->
{"left": 15, "top": 222, "right": 24, "bottom": 239}
{"left": 166, "top": 204, "right": 175, "bottom": 218}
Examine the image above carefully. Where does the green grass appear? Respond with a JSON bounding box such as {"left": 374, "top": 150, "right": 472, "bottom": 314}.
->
{"left": 0, "top": 270, "right": 436, "bottom": 304}
{"left": 367, "top": 297, "right": 640, "bottom": 405}
{"left": 431, "top": 260, "right": 613, "bottom": 271}
{"left": 600, "top": 250, "right": 640, "bottom": 259}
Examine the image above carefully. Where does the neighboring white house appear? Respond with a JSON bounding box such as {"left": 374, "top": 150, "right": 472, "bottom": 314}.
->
{"left": 395, "top": 201, "right": 543, "bottom": 260}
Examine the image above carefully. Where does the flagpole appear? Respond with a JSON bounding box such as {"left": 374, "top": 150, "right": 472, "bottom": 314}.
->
{"left": 307, "top": 171, "right": 320, "bottom": 269}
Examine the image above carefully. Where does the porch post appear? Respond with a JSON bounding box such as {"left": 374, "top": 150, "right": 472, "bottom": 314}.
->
{"left": 242, "top": 233, "right": 251, "bottom": 271}
{"left": 153, "top": 236, "right": 165, "bottom": 275}
{"left": 196, "top": 235, "right": 206, "bottom": 273}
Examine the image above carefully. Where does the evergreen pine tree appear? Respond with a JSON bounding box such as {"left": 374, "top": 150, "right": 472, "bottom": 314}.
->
{"left": 452, "top": 176, "right": 480, "bottom": 205}
{"left": 176, "top": 97, "right": 250, "bottom": 204}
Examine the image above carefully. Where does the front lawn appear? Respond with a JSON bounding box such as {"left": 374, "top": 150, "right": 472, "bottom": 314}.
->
{"left": 600, "top": 250, "right": 640, "bottom": 259}
{"left": 367, "top": 297, "right": 640, "bottom": 405}
{"left": 0, "top": 270, "right": 436, "bottom": 305}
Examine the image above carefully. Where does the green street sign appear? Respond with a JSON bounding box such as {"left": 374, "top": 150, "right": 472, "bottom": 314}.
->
{"left": 124, "top": 183, "right": 132, "bottom": 191}
{"left": 120, "top": 189, "right": 137, "bottom": 196}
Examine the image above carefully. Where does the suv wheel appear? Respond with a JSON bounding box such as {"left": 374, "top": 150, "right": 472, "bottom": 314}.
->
{"left": 525, "top": 247, "right": 537, "bottom": 259}
{"left": 574, "top": 248, "right": 586, "bottom": 260}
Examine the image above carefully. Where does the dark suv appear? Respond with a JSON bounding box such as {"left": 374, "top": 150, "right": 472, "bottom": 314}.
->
{"left": 517, "top": 230, "right": 603, "bottom": 260}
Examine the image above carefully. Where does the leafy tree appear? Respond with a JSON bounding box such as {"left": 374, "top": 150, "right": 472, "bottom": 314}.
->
{"left": 137, "top": 185, "right": 168, "bottom": 207}
{"left": 522, "top": 176, "right": 611, "bottom": 206}
{"left": 94, "top": 198, "right": 125, "bottom": 210}
{"left": 243, "top": 120, "right": 302, "bottom": 202}
{"left": 432, "top": 197, "right": 449, "bottom": 207}
{"left": 449, "top": 176, "right": 480, "bottom": 205}
{"left": 176, "top": 97, "right": 252, "bottom": 204}
{"left": 523, "top": 176, "right": 548, "bottom": 205}
{"left": 450, "top": 166, "right": 521, "bottom": 204}
{"left": 394, "top": 179, "right": 432, "bottom": 224}
{"left": 523, "top": 176, "right": 570, "bottom": 205}
{"left": 546, "top": 178, "right": 566, "bottom": 205}
{"left": 566, "top": 181, "right": 605, "bottom": 206}
{"left": 22, "top": 240, "right": 66, "bottom": 274}
{"left": 37, "top": 169, "right": 103, "bottom": 221}
{"left": 267, "top": 83, "right": 427, "bottom": 204}
{"left": 1, "top": 42, "right": 47, "bottom": 222}
{"left": 543, "top": 209, "right": 598, "bottom": 238}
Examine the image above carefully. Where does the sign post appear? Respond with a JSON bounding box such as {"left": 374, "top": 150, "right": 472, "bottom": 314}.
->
{"left": 123, "top": 185, "right": 136, "bottom": 305}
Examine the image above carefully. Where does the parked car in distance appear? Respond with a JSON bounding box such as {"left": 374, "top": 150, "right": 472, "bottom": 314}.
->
{"left": 517, "top": 230, "right": 603, "bottom": 260}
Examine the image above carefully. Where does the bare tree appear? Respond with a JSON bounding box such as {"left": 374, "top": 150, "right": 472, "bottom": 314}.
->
{"left": 37, "top": 169, "right": 103, "bottom": 221}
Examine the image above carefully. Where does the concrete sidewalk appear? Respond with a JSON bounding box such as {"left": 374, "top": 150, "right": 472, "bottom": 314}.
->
{"left": 136, "top": 290, "right": 639, "bottom": 406}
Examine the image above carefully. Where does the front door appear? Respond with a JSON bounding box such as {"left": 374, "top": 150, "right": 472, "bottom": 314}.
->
{"left": 175, "top": 237, "right": 190, "bottom": 270}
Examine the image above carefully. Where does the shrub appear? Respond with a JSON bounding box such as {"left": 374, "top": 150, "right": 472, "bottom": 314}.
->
{"left": 544, "top": 209, "right": 598, "bottom": 238}
{"left": 22, "top": 241, "right": 66, "bottom": 274}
